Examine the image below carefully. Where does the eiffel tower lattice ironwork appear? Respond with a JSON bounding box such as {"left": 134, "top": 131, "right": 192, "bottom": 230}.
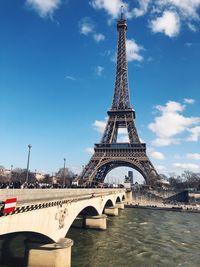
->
{"left": 80, "top": 11, "right": 160, "bottom": 185}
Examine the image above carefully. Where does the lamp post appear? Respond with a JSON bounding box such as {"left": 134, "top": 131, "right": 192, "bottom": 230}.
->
{"left": 10, "top": 164, "right": 13, "bottom": 184}
{"left": 63, "top": 158, "right": 66, "bottom": 188}
{"left": 26, "top": 144, "right": 32, "bottom": 185}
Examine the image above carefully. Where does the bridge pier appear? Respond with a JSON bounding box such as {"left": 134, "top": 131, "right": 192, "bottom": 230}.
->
{"left": 104, "top": 207, "right": 119, "bottom": 216}
{"left": 125, "top": 190, "right": 133, "bottom": 204}
{"left": 83, "top": 214, "right": 107, "bottom": 230}
{"left": 115, "top": 202, "right": 125, "bottom": 209}
{"left": 25, "top": 238, "right": 73, "bottom": 267}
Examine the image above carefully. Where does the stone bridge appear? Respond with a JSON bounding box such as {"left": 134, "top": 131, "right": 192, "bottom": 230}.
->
{"left": 0, "top": 188, "right": 132, "bottom": 267}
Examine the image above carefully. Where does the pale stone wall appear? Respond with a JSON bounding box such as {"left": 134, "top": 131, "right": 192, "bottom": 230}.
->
{"left": 189, "top": 193, "right": 200, "bottom": 199}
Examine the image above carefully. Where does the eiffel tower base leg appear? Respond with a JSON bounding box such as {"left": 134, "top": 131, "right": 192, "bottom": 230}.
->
{"left": 83, "top": 215, "right": 107, "bottom": 230}
{"left": 104, "top": 207, "right": 119, "bottom": 216}
{"left": 125, "top": 191, "right": 133, "bottom": 204}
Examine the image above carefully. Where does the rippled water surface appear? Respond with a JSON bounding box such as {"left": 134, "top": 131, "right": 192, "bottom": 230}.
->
{"left": 68, "top": 208, "right": 200, "bottom": 267}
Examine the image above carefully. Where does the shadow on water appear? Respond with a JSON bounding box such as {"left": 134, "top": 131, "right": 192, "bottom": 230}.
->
{"left": 0, "top": 232, "right": 52, "bottom": 267}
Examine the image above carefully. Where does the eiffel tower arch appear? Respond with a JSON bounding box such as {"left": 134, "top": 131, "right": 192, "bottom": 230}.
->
{"left": 79, "top": 11, "right": 160, "bottom": 186}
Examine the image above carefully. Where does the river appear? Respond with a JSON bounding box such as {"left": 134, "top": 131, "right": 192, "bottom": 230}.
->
{"left": 0, "top": 208, "right": 200, "bottom": 267}
{"left": 68, "top": 208, "right": 200, "bottom": 267}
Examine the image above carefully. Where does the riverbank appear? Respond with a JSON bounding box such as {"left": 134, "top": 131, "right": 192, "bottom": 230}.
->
{"left": 125, "top": 202, "right": 200, "bottom": 214}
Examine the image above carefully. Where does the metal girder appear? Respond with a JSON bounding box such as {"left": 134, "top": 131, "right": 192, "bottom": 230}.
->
{"left": 78, "top": 12, "right": 160, "bottom": 186}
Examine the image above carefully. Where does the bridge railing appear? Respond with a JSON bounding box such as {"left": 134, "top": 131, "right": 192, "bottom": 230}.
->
{"left": 0, "top": 189, "right": 125, "bottom": 205}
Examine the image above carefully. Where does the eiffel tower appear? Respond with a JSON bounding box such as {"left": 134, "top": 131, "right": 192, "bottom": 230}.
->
{"left": 80, "top": 10, "right": 160, "bottom": 186}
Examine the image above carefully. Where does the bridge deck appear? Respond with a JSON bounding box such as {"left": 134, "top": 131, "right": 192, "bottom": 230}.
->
{"left": 0, "top": 189, "right": 125, "bottom": 206}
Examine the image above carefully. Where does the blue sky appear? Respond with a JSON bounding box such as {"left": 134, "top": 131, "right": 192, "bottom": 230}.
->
{"left": 0, "top": 0, "right": 200, "bottom": 181}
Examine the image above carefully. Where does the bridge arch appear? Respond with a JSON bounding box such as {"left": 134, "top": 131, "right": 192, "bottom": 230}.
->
{"left": 94, "top": 159, "right": 148, "bottom": 183}
{"left": 116, "top": 196, "right": 121, "bottom": 203}
{"left": 78, "top": 206, "right": 99, "bottom": 217}
{"left": 0, "top": 231, "right": 54, "bottom": 266}
{"left": 103, "top": 199, "right": 114, "bottom": 210}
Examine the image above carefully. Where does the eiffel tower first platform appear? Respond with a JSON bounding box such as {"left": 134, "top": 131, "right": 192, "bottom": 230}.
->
{"left": 79, "top": 11, "right": 160, "bottom": 186}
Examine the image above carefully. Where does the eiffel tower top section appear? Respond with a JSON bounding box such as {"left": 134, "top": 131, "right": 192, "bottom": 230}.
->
{"left": 111, "top": 8, "right": 132, "bottom": 112}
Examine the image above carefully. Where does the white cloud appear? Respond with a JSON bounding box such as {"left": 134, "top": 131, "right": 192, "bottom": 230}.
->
{"left": 185, "top": 42, "right": 192, "bottom": 47}
{"left": 96, "top": 66, "right": 104, "bottom": 76}
{"left": 152, "top": 138, "right": 180, "bottom": 146}
{"left": 117, "top": 135, "right": 129, "bottom": 142}
{"left": 187, "top": 153, "right": 200, "bottom": 160}
{"left": 151, "top": 151, "right": 165, "bottom": 160}
{"left": 90, "top": 0, "right": 128, "bottom": 19}
{"left": 94, "top": 33, "right": 105, "bottom": 42}
{"left": 65, "top": 75, "right": 76, "bottom": 81}
{"left": 139, "top": 0, "right": 200, "bottom": 19}
{"left": 118, "top": 128, "right": 127, "bottom": 134}
{"left": 126, "top": 39, "right": 144, "bottom": 62}
{"left": 149, "top": 101, "right": 200, "bottom": 146}
{"left": 132, "top": 0, "right": 150, "bottom": 17}
{"left": 184, "top": 98, "right": 195, "bottom": 104}
{"left": 79, "top": 17, "right": 105, "bottom": 43}
{"left": 173, "top": 163, "right": 200, "bottom": 171}
{"left": 117, "top": 128, "right": 129, "bottom": 142}
{"left": 187, "top": 22, "right": 197, "bottom": 32}
{"left": 150, "top": 11, "right": 180, "bottom": 37}
{"left": 161, "top": 0, "right": 200, "bottom": 19}
{"left": 93, "top": 119, "right": 130, "bottom": 142}
{"left": 93, "top": 119, "right": 107, "bottom": 133}
{"left": 187, "top": 126, "right": 200, "bottom": 141}
{"left": 151, "top": 1, "right": 200, "bottom": 35}
{"left": 85, "top": 147, "right": 94, "bottom": 155}
{"left": 90, "top": 0, "right": 200, "bottom": 36}
{"left": 80, "top": 19, "right": 94, "bottom": 35}
{"left": 156, "top": 165, "right": 167, "bottom": 172}
{"left": 140, "top": 137, "right": 145, "bottom": 143}
{"left": 26, "top": 0, "right": 61, "bottom": 18}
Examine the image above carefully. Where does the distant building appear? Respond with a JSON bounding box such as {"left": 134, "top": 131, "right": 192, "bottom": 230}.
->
{"left": 0, "top": 167, "right": 4, "bottom": 174}
{"left": 0, "top": 168, "right": 11, "bottom": 176}
{"left": 72, "top": 180, "right": 79, "bottom": 187}
{"left": 52, "top": 176, "right": 58, "bottom": 184}
{"left": 35, "top": 172, "right": 45, "bottom": 181}
{"left": 124, "top": 171, "right": 134, "bottom": 184}
{"left": 128, "top": 171, "right": 133, "bottom": 184}
{"left": 123, "top": 182, "right": 131, "bottom": 189}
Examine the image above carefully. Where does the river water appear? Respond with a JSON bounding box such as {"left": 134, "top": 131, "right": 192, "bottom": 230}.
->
{"left": 0, "top": 208, "right": 200, "bottom": 267}
{"left": 68, "top": 208, "right": 200, "bottom": 267}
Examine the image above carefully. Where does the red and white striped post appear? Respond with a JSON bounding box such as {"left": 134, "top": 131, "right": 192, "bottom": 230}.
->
{"left": 3, "top": 198, "right": 17, "bottom": 214}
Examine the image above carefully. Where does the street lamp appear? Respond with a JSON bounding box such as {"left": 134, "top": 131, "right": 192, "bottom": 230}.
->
{"left": 63, "top": 158, "right": 66, "bottom": 188}
{"left": 10, "top": 164, "right": 13, "bottom": 184}
{"left": 26, "top": 144, "right": 32, "bottom": 185}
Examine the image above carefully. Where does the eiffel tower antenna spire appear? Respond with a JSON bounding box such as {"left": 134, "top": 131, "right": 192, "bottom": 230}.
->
{"left": 120, "top": 5, "right": 124, "bottom": 19}
{"left": 112, "top": 3, "right": 131, "bottom": 112}
{"left": 79, "top": 13, "right": 160, "bottom": 186}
